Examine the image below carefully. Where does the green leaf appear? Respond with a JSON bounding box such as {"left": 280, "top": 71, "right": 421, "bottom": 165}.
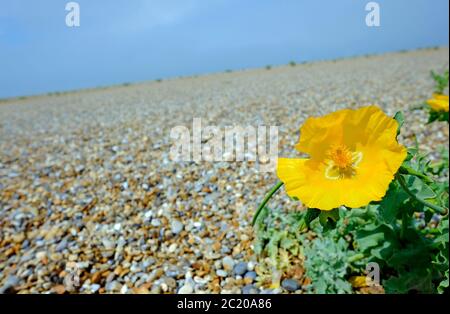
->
{"left": 387, "top": 244, "right": 430, "bottom": 268}
{"left": 431, "top": 69, "right": 449, "bottom": 94}
{"left": 280, "top": 234, "right": 296, "bottom": 252}
{"left": 356, "top": 230, "right": 384, "bottom": 250}
{"left": 428, "top": 109, "right": 449, "bottom": 124}
{"left": 304, "top": 208, "right": 321, "bottom": 227}
{"left": 405, "top": 146, "right": 419, "bottom": 161}
{"left": 379, "top": 182, "right": 408, "bottom": 223}
{"left": 409, "top": 176, "right": 436, "bottom": 200}
{"left": 335, "top": 279, "right": 352, "bottom": 293}
{"left": 384, "top": 268, "right": 434, "bottom": 293}
{"left": 267, "top": 231, "right": 283, "bottom": 261}
{"left": 319, "top": 208, "right": 340, "bottom": 222}
{"left": 355, "top": 223, "right": 398, "bottom": 254}
{"left": 303, "top": 236, "right": 353, "bottom": 294}
{"left": 319, "top": 208, "right": 340, "bottom": 230}
{"left": 394, "top": 111, "right": 404, "bottom": 136}
{"left": 437, "top": 270, "right": 449, "bottom": 294}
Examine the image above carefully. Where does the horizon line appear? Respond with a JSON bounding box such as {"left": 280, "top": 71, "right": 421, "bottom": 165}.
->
{"left": 1, "top": 45, "right": 448, "bottom": 103}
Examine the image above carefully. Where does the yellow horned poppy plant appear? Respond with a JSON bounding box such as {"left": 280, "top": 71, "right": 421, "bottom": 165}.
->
{"left": 427, "top": 94, "right": 449, "bottom": 112}
{"left": 277, "top": 106, "right": 407, "bottom": 211}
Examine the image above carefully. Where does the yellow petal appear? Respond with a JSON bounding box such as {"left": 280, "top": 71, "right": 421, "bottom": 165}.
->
{"left": 349, "top": 276, "right": 368, "bottom": 288}
{"left": 276, "top": 158, "right": 310, "bottom": 194}
{"left": 277, "top": 158, "right": 350, "bottom": 210}
{"left": 295, "top": 109, "right": 348, "bottom": 160}
{"left": 427, "top": 95, "right": 449, "bottom": 112}
{"left": 433, "top": 94, "right": 449, "bottom": 101}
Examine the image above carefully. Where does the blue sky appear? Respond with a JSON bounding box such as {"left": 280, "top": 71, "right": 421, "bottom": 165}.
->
{"left": 0, "top": 0, "right": 448, "bottom": 98}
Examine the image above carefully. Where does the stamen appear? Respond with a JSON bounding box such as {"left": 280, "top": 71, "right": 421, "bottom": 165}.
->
{"left": 328, "top": 144, "right": 353, "bottom": 169}
{"left": 325, "top": 144, "right": 362, "bottom": 180}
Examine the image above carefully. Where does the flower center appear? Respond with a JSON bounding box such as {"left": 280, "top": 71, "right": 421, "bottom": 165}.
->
{"left": 328, "top": 144, "right": 353, "bottom": 169}
{"left": 325, "top": 144, "right": 362, "bottom": 180}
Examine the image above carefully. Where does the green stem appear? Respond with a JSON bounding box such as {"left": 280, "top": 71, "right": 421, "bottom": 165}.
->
{"left": 399, "top": 165, "right": 433, "bottom": 184}
{"left": 347, "top": 253, "right": 365, "bottom": 263}
{"left": 252, "top": 181, "right": 284, "bottom": 226}
{"left": 396, "top": 174, "right": 448, "bottom": 215}
{"left": 400, "top": 208, "right": 408, "bottom": 240}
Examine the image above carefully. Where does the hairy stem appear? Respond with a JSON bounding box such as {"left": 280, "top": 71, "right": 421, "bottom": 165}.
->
{"left": 400, "top": 208, "right": 409, "bottom": 240}
{"left": 347, "top": 253, "right": 365, "bottom": 263}
{"left": 252, "top": 181, "right": 284, "bottom": 226}
{"left": 396, "top": 174, "right": 448, "bottom": 215}
{"left": 399, "top": 165, "right": 433, "bottom": 184}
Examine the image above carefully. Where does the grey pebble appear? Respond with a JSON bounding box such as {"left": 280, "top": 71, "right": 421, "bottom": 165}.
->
{"left": 55, "top": 238, "right": 68, "bottom": 252}
{"left": 171, "top": 220, "right": 184, "bottom": 234}
{"left": 142, "top": 257, "right": 156, "bottom": 268}
{"left": 165, "top": 266, "right": 181, "bottom": 278}
{"left": 216, "top": 270, "right": 228, "bottom": 277}
{"left": 151, "top": 219, "right": 161, "bottom": 227}
{"left": 281, "top": 278, "right": 300, "bottom": 292}
{"left": 178, "top": 284, "right": 193, "bottom": 294}
{"left": 222, "top": 256, "right": 235, "bottom": 270}
{"left": 105, "top": 281, "right": 121, "bottom": 292}
{"left": 0, "top": 275, "right": 20, "bottom": 294}
{"left": 242, "top": 284, "right": 259, "bottom": 294}
{"left": 244, "top": 271, "right": 257, "bottom": 282}
{"left": 233, "top": 262, "right": 248, "bottom": 276}
{"left": 102, "top": 238, "right": 115, "bottom": 250}
{"left": 90, "top": 284, "right": 101, "bottom": 293}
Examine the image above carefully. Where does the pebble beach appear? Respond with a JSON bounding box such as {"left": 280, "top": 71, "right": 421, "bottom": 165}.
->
{"left": 0, "top": 47, "right": 448, "bottom": 294}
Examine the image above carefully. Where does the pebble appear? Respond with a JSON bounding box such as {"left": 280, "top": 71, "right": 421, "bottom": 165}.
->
{"left": 222, "top": 256, "right": 235, "bottom": 272}
{"left": 242, "top": 284, "right": 260, "bottom": 294}
{"left": 113, "top": 223, "right": 121, "bottom": 232}
{"left": 0, "top": 275, "right": 20, "bottom": 294}
{"left": 90, "top": 284, "right": 101, "bottom": 293}
{"left": 220, "top": 246, "right": 231, "bottom": 254}
{"left": 247, "top": 261, "right": 256, "bottom": 271}
{"left": 102, "top": 239, "right": 115, "bottom": 250}
{"left": 105, "top": 281, "right": 122, "bottom": 292}
{"left": 168, "top": 243, "right": 177, "bottom": 253}
{"left": 171, "top": 220, "right": 184, "bottom": 234}
{"left": 151, "top": 219, "right": 161, "bottom": 227}
{"left": 281, "top": 279, "right": 300, "bottom": 292}
{"left": 216, "top": 270, "right": 228, "bottom": 277}
{"left": 120, "top": 285, "right": 128, "bottom": 294}
{"left": 178, "top": 284, "right": 194, "bottom": 294}
{"left": 244, "top": 271, "right": 257, "bottom": 282}
{"left": 36, "top": 251, "right": 47, "bottom": 260}
{"left": 144, "top": 211, "right": 153, "bottom": 219}
{"left": 55, "top": 238, "right": 68, "bottom": 252}
{"left": 233, "top": 262, "right": 248, "bottom": 276}
{"left": 164, "top": 266, "right": 179, "bottom": 278}
{"left": 164, "top": 277, "right": 177, "bottom": 289}
{"left": 142, "top": 257, "right": 156, "bottom": 268}
{"left": 151, "top": 285, "right": 161, "bottom": 294}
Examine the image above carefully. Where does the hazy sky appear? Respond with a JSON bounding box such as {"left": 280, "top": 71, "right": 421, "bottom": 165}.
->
{"left": 0, "top": 0, "right": 448, "bottom": 98}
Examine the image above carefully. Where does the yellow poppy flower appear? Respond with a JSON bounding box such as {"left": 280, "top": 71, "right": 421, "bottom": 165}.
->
{"left": 426, "top": 94, "right": 449, "bottom": 112}
{"left": 277, "top": 106, "right": 407, "bottom": 211}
